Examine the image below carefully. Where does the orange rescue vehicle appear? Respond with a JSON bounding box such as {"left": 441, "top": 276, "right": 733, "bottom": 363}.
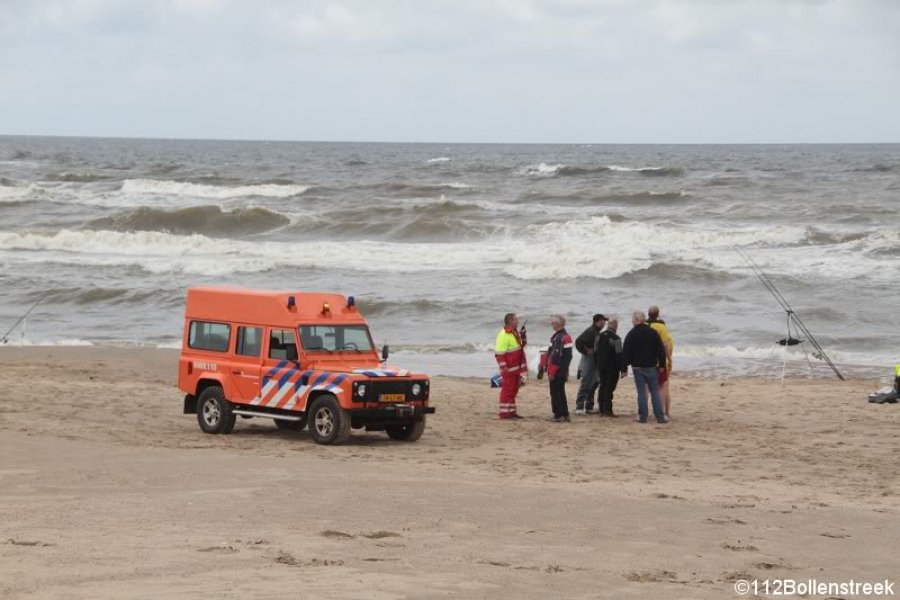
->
{"left": 178, "top": 287, "right": 433, "bottom": 445}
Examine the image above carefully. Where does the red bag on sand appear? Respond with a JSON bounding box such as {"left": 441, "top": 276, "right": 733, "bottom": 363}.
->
{"left": 657, "top": 367, "right": 668, "bottom": 385}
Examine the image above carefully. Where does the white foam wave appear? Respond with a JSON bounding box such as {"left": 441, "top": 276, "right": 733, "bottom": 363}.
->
{"left": 520, "top": 163, "right": 563, "bottom": 176}
{"left": 0, "top": 218, "right": 894, "bottom": 282}
{"left": 675, "top": 344, "right": 893, "bottom": 368}
{"left": 608, "top": 165, "right": 664, "bottom": 172}
{"left": 0, "top": 183, "right": 40, "bottom": 203}
{"left": 426, "top": 157, "right": 450, "bottom": 163}
{"left": 121, "top": 179, "right": 309, "bottom": 199}
{"left": 2, "top": 337, "right": 95, "bottom": 347}
{"left": 439, "top": 182, "right": 474, "bottom": 189}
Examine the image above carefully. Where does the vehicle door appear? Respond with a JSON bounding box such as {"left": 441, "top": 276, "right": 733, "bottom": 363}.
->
{"left": 228, "top": 324, "right": 264, "bottom": 403}
{"left": 259, "top": 327, "right": 303, "bottom": 409}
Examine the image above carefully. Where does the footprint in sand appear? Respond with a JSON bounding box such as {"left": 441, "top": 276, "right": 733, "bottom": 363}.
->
{"left": 5, "top": 539, "right": 53, "bottom": 547}
{"left": 705, "top": 517, "right": 747, "bottom": 525}
{"left": 626, "top": 570, "right": 680, "bottom": 583}
{"left": 721, "top": 543, "right": 759, "bottom": 552}
{"left": 320, "top": 530, "right": 355, "bottom": 539}
{"left": 197, "top": 545, "right": 239, "bottom": 554}
{"left": 361, "top": 531, "right": 401, "bottom": 539}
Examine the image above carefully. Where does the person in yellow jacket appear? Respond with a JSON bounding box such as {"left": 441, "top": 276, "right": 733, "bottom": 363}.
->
{"left": 648, "top": 306, "right": 674, "bottom": 418}
{"left": 494, "top": 313, "right": 527, "bottom": 419}
{"left": 895, "top": 363, "right": 900, "bottom": 395}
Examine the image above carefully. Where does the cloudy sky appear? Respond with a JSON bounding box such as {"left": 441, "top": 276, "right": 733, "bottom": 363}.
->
{"left": 1, "top": 0, "right": 898, "bottom": 143}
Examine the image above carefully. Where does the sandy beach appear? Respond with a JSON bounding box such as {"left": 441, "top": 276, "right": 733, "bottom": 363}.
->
{"left": 1, "top": 347, "right": 897, "bottom": 599}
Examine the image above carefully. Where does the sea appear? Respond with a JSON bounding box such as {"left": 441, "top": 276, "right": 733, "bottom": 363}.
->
{"left": 1, "top": 136, "right": 897, "bottom": 381}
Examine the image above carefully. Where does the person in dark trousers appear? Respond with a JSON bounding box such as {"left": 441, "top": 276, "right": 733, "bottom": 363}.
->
{"left": 574, "top": 313, "right": 607, "bottom": 414}
{"left": 595, "top": 318, "right": 623, "bottom": 417}
{"left": 547, "top": 314, "right": 573, "bottom": 422}
{"left": 621, "top": 310, "right": 668, "bottom": 424}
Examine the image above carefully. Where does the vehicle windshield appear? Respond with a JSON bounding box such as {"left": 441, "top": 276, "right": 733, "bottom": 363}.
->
{"left": 299, "top": 324, "right": 374, "bottom": 353}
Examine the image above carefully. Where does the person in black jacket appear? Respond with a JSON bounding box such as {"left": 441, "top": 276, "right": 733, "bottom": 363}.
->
{"left": 594, "top": 318, "right": 622, "bottom": 417}
{"left": 547, "top": 314, "right": 573, "bottom": 422}
{"left": 574, "top": 313, "right": 606, "bottom": 414}
{"left": 621, "top": 311, "right": 668, "bottom": 424}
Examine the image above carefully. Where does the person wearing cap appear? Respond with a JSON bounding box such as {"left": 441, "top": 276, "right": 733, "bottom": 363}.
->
{"left": 574, "top": 313, "right": 607, "bottom": 414}
{"left": 647, "top": 306, "right": 674, "bottom": 418}
{"left": 493, "top": 313, "right": 527, "bottom": 420}
{"left": 547, "top": 314, "right": 573, "bottom": 422}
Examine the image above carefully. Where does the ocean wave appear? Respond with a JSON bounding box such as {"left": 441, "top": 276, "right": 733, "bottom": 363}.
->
{"left": 3, "top": 216, "right": 893, "bottom": 282}
{"left": 1, "top": 338, "right": 96, "bottom": 347}
{"left": 519, "top": 163, "right": 565, "bottom": 177}
{"left": 392, "top": 342, "right": 494, "bottom": 354}
{"left": 804, "top": 228, "right": 870, "bottom": 245}
{"left": 359, "top": 298, "right": 480, "bottom": 317}
{"left": 520, "top": 163, "right": 684, "bottom": 178}
{"left": 0, "top": 183, "right": 41, "bottom": 204}
{"left": 8, "top": 150, "right": 33, "bottom": 160}
{"left": 281, "top": 199, "right": 502, "bottom": 241}
{"left": 608, "top": 165, "right": 685, "bottom": 177}
{"left": 0, "top": 218, "right": 810, "bottom": 280}
{"left": 851, "top": 164, "right": 896, "bottom": 173}
{"left": 352, "top": 181, "right": 478, "bottom": 196}
{"left": 344, "top": 159, "right": 369, "bottom": 166}
{"left": 676, "top": 344, "right": 892, "bottom": 367}
{"left": 120, "top": 178, "right": 309, "bottom": 199}
{"left": 47, "top": 172, "right": 112, "bottom": 183}
{"left": 86, "top": 205, "right": 291, "bottom": 237}
{"left": 22, "top": 286, "right": 170, "bottom": 306}
{"left": 426, "top": 157, "right": 451, "bottom": 163}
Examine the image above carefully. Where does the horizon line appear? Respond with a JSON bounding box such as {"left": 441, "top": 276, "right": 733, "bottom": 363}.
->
{"left": 2, "top": 133, "right": 899, "bottom": 146}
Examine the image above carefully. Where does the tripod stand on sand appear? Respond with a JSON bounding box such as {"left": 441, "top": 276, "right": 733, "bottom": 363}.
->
{"left": 735, "top": 248, "right": 844, "bottom": 391}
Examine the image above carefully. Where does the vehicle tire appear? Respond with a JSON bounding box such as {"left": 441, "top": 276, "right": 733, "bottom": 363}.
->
{"left": 385, "top": 417, "right": 426, "bottom": 442}
{"left": 197, "top": 386, "right": 236, "bottom": 434}
{"left": 308, "top": 395, "right": 351, "bottom": 445}
{"left": 275, "top": 415, "right": 307, "bottom": 431}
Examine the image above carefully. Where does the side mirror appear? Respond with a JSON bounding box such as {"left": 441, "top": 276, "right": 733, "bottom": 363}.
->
{"left": 381, "top": 344, "right": 390, "bottom": 361}
{"left": 286, "top": 345, "right": 298, "bottom": 361}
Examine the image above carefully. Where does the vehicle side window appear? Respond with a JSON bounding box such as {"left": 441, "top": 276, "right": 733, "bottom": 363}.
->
{"left": 268, "top": 329, "right": 297, "bottom": 360}
{"left": 189, "top": 321, "right": 231, "bottom": 352}
{"left": 236, "top": 326, "right": 262, "bottom": 357}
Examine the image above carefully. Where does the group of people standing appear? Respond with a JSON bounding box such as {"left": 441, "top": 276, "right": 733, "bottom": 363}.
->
{"left": 493, "top": 308, "right": 674, "bottom": 425}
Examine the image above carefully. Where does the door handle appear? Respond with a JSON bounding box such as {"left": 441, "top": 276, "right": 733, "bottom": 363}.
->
{"left": 232, "top": 370, "right": 241, "bottom": 375}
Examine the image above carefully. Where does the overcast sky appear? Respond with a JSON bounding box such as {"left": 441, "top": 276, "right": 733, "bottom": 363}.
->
{"left": 1, "top": 0, "right": 898, "bottom": 143}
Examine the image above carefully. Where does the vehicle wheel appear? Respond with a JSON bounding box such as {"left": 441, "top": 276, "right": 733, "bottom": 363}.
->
{"left": 197, "top": 386, "right": 236, "bottom": 434}
{"left": 275, "top": 415, "right": 307, "bottom": 431}
{"left": 385, "top": 417, "right": 426, "bottom": 442}
{"left": 308, "top": 395, "right": 351, "bottom": 445}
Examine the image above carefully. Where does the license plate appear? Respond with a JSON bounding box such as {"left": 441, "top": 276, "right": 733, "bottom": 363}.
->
{"left": 380, "top": 394, "right": 406, "bottom": 403}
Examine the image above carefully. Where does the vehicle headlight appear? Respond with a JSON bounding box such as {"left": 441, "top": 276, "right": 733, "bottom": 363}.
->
{"left": 411, "top": 383, "right": 422, "bottom": 396}
{"left": 356, "top": 384, "right": 367, "bottom": 398}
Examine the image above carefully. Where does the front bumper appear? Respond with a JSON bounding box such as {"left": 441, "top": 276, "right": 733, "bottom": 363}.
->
{"left": 349, "top": 405, "right": 435, "bottom": 422}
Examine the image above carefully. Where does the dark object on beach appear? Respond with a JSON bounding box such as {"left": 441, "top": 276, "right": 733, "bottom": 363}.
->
{"left": 777, "top": 337, "right": 803, "bottom": 346}
{"left": 868, "top": 387, "right": 897, "bottom": 404}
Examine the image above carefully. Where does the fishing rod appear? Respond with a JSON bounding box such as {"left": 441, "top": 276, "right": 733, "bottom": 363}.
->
{"left": 1, "top": 298, "right": 43, "bottom": 344}
{"left": 735, "top": 247, "right": 844, "bottom": 381}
